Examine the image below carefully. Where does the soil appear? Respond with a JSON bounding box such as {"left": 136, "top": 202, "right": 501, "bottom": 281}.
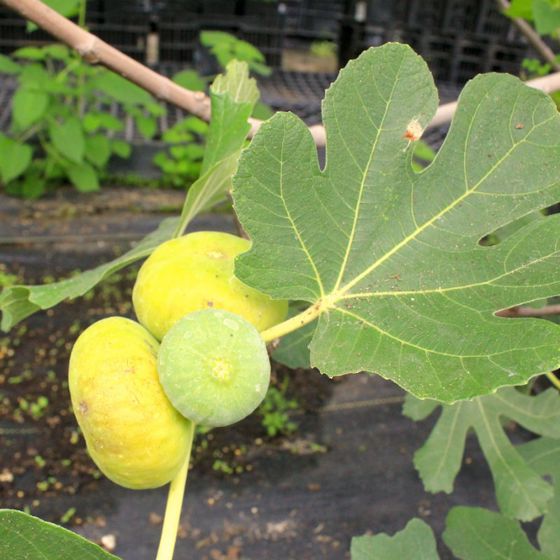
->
{"left": 0, "top": 189, "right": 524, "bottom": 559}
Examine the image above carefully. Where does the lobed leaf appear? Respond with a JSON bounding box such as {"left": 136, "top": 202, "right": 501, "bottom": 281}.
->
{"left": 404, "top": 387, "right": 560, "bottom": 521}
{"left": 233, "top": 43, "right": 560, "bottom": 403}
{"left": 518, "top": 437, "right": 560, "bottom": 558}
{"left": 443, "top": 506, "right": 548, "bottom": 559}
{"left": 351, "top": 518, "right": 438, "bottom": 560}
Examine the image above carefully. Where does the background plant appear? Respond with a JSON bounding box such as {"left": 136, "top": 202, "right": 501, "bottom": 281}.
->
{"left": 0, "top": 0, "right": 163, "bottom": 197}
{"left": 153, "top": 31, "right": 273, "bottom": 188}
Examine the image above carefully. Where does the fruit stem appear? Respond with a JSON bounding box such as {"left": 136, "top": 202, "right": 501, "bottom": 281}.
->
{"left": 260, "top": 303, "right": 322, "bottom": 343}
{"left": 546, "top": 372, "right": 560, "bottom": 390}
{"left": 155, "top": 422, "right": 196, "bottom": 560}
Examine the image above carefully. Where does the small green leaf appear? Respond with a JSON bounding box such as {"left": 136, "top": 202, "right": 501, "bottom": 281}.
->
{"left": 173, "top": 69, "right": 207, "bottom": 91}
{"left": 85, "top": 135, "right": 111, "bottom": 168}
{"left": 0, "top": 509, "right": 119, "bottom": 559}
{"left": 12, "top": 89, "right": 49, "bottom": 130}
{"left": 0, "top": 135, "right": 32, "bottom": 184}
{"left": 66, "top": 161, "right": 98, "bottom": 192}
{"left": 405, "top": 387, "right": 560, "bottom": 520}
{"left": 518, "top": 438, "right": 560, "bottom": 558}
{"left": 135, "top": 114, "right": 157, "bottom": 140}
{"left": 533, "top": 0, "right": 560, "bottom": 34}
{"left": 351, "top": 518, "right": 439, "bottom": 560}
{"left": 504, "top": 0, "right": 534, "bottom": 19}
{"left": 42, "top": 44, "right": 71, "bottom": 60}
{"left": 50, "top": 118, "right": 85, "bottom": 163}
{"left": 111, "top": 139, "right": 132, "bottom": 159}
{"left": 0, "top": 219, "right": 178, "bottom": 331}
{"left": 443, "top": 507, "right": 548, "bottom": 560}
{"left": 94, "top": 71, "right": 153, "bottom": 105}
{"left": 13, "top": 47, "right": 46, "bottom": 60}
{"left": 0, "top": 54, "right": 22, "bottom": 75}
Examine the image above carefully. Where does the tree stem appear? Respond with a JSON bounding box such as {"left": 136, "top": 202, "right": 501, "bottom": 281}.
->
{"left": 155, "top": 422, "right": 195, "bottom": 560}
{"left": 546, "top": 372, "right": 560, "bottom": 391}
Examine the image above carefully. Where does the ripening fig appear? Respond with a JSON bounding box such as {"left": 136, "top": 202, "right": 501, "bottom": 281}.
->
{"left": 132, "top": 231, "right": 288, "bottom": 340}
{"left": 68, "top": 317, "right": 192, "bottom": 489}
{"left": 158, "top": 309, "right": 271, "bottom": 428}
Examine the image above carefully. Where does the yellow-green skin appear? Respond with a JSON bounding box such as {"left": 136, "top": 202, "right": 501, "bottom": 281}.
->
{"left": 132, "top": 231, "right": 288, "bottom": 340}
{"left": 68, "top": 317, "right": 192, "bottom": 490}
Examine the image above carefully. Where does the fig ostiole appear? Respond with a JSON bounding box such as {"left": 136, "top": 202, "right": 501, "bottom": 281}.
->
{"left": 158, "top": 309, "right": 271, "bottom": 428}
{"left": 132, "top": 231, "right": 288, "bottom": 340}
{"left": 68, "top": 317, "right": 192, "bottom": 490}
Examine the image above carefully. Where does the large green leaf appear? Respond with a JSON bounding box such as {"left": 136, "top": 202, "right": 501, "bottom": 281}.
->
{"left": 443, "top": 507, "right": 549, "bottom": 560}
{"left": 403, "top": 387, "right": 560, "bottom": 521}
{"left": 0, "top": 509, "right": 119, "bottom": 559}
{"left": 232, "top": 43, "right": 560, "bottom": 403}
{"left": 351, "top": 518, "right": 438, "bottom": 560}
{"left": 518, "top": 438, "right": 560, "bottom": 558}
{"left": 0, "top": 218, "right": 177, "bottom": 331}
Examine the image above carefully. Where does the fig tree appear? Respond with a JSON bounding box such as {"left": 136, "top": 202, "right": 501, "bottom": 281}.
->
{"left": 132, "top": 231, "right": 288, "bottom": 340}
{"left": 158, "top": 309, "right": 271, "bottom": 428}
{"left": 68, "top": 317, "right": 192, "bottom": 489}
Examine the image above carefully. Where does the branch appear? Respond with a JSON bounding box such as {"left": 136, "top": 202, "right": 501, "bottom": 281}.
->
{"left": 3, "top": 0, "right": 560, "bottom": 147}
{"left": 497, "top": 304, "right": 560, "bottom": 318}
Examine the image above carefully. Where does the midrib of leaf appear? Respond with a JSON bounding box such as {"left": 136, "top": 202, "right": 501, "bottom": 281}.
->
{"left": 335, "top": 246, "right": 558, "bottom": 299}
{"left": 334, "top": 121, "right": 546, "bottom": 298}
{"left": 279, "top": 124, "right": 325, "bottom": 297}
{"left": 332, "top": 52, "right": 405, "bottom": 293}
{"left": 462, "top": 516, "right": 516, "bottom": 560}
{"left": 5, "top": 525, "right": 49, "bottom": 560}
{"left": 475, "top": 400, "right": 540, "bottom": 515}
{"left": 332, "top": 305, "right": 546, "bottom": 360}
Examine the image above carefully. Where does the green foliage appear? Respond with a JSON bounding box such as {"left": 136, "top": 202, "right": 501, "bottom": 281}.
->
{"left": 309, "top": 40, "right": 337, "bottom": 58}
{"left": 0, "top": 43, "right": 159, "bottom": 197}
{"left": 404, "top": 387, "right": 560, "bottom": 521}
{"left": 0, "top": 510, "right": 119, "bottom": 559}
{"left": 153, "top": 117, "right": 208, "bottom": 188}
{"left": 233, "top": 43, "right": 560, "bottom": 403}
{"left": 505, "top": 0, "right": 560, "bottom": 35}
{"left": 258, "top": 378, "right": 298, "bottom": 437}
{"left": 0, "top": 61, "right": 258, "bottom": 331}
{"left": 200, "top": 30, "right": 272, "bottom": 76}
{"left": 351, "top": 519, "right": 438, "bottom": 560}
{"left": 519, "top": 438, "right": 560, "bottom": 557}
{"left": 443, "top": 507, "right": 549, "bottom": 559}
{"left": 153, "top": 33, "right": 271, "bottom": 188}
{"left": 352, "top": 504, "right": 560, "bottom": 559}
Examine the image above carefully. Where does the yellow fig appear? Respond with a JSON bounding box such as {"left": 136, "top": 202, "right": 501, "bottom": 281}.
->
{"left": 68, "top": 317, "right": 192, "bottom": 489}
{"left": 132, "top": 231, "right": 288, "bottom": 340}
